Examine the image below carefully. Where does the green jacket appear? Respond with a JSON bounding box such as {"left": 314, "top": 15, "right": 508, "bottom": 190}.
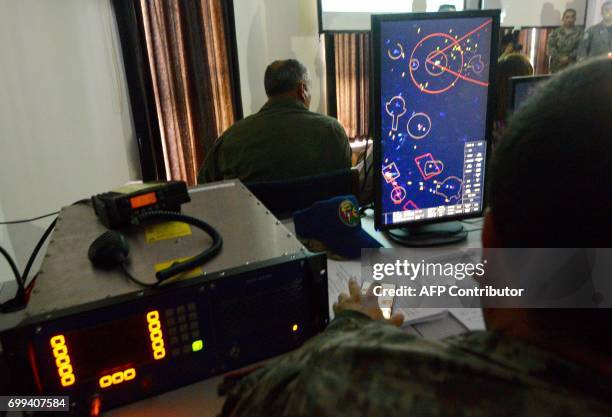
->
{"left": 198, "top": 98, "right": 351, "bottom": 183}
{"left": 578, "top": 22, "right": 612, "bottom": 61}
{"left": 222, "top": 311, "right": 612, "bottom": 417}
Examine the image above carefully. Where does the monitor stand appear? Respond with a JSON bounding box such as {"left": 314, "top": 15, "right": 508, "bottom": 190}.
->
{"left": 386, "top": 221, "right": 468, "bottom": 247}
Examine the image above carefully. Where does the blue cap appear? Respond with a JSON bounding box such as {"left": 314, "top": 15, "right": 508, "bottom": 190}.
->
{"left": 293, "top": 195, "right": 382, "bottom": 259}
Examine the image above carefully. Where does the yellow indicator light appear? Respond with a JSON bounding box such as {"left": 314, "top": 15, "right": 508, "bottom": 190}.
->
{"left": 292, "top": 324, "right": 299, "bottom": 332}
{"left": 99, "top": 368, "right": 137, "bottom": 389}
{"left": 50, "top": 334, "right": 75, "bottom": 387}
{"left": 50, "top": 335, "right": 65, "bottom": 347}
{"left": 146, "top": 311, "right": 159, "bottom": 321}
{"left": 99, "top": 375, "right": 112, "bottom": 388}
{"left": 124, "top": 368, "right": 136, "bottom": 381}
{"left": 153, "top": 348, "right": 166, "bottom": 360}
{"left": 112, "top": 372, "right": 123, "bottom": 384}
{"left": 61, "top": 374, "right": 75, "bottom": 387}
{"left": 147, "top": 310, "right": 166, "bottom": 360}
{"left": 192, "top": 339, "right": 204, "bottom": 352}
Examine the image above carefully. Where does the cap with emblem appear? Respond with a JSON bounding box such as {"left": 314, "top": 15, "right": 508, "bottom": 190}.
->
{"left": 293, "top": 195, "right": 382, "bottom": 259}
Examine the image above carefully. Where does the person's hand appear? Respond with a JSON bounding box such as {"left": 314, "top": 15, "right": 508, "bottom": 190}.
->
{"left": 333, "top": 278, "right": 404, "bottom": 326}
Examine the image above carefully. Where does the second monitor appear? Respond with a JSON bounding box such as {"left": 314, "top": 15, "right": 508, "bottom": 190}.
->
{"left": 509, "top": 74, "right": 551, "bottom": 114}
{"left": 372, "top": 10, "right": 499, "bottom": 245}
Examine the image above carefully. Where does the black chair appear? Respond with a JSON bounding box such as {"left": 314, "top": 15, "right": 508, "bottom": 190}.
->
{"left": 245, "top": 168, "right": 360, "bottom": 218}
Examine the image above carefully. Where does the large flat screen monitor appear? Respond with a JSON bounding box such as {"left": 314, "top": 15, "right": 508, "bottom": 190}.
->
{"left": 372, "top": 10, "right": 499, "bottom": 244}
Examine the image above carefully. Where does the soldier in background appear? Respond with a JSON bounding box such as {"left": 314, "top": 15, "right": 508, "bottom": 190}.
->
{"left": 578, "top": 0, "right": 612, "bottom": 60}
{"left": 547, "top": 9, "right": 583, "bottom": 73}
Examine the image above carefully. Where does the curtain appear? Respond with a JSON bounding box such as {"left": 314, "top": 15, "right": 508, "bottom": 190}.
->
{"left": 139, "top": 0, "right": 238, "bottom": 185}
{"left": 333, "top": 33, "right": 371, "bottom": 141}
{"left": 519, "top": 28, "right": 554, "bottom": 75}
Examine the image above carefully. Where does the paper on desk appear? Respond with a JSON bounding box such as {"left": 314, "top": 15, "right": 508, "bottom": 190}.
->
{"left": 449, "top": 308, "right": 486, "bottom": 330}
{"left": 327, "top": 260, "right": 361, "bottom": 318}
{"left": 395, "top": 307, "right": 485, "bottom": 330}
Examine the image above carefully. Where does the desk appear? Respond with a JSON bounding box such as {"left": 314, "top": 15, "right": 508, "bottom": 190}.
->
{"left": 107, "top": 216, "right": 485, "bottom": 417}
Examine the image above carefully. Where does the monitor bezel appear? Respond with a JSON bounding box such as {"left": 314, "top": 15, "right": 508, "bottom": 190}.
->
{"left": 372, "top": 10, "right": 500, "bottom": 231}
{"left": 508, "top": 74, "right": 552, "bottom": 114}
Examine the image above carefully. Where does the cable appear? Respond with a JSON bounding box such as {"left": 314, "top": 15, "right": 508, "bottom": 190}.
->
{"left": 119, "top": 263, "right": 158, "bottom": 288}
{"left": 0, "top": 211, "right": 59, "bottom": 225}
{"left": 21, "top": 218, "right": 57, "bottom": 289}
{"left": 0, "top": 246, "right": 21, "bottom": 287}
{"left": 0, "top": 246, "right": 24, "bottom": 312}
{"left": 133, "top": 210, "right": 223, "bottom": 283}
{"left": 0, "top": 220, "right": 56, "bottom": 313}
{"left": 0, "top": 199, "right": 87, "bottom": 312}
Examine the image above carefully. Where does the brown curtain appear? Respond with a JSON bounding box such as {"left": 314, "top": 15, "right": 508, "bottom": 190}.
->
{"left": 334, "top": 33, "right": 371, "bottom": 141}
{"left": 140, "top": 0, "right": 238, "bottom": 185}
{"left": 519, "top": 28, "right": 554, "bottom": 75}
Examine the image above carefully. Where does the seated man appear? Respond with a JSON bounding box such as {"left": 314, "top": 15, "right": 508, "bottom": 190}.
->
{"left": 199, "top": 59, "right": 351, "bottom": 183}
{"left": 220, "top": 58, "right": 612, "bottom": 416}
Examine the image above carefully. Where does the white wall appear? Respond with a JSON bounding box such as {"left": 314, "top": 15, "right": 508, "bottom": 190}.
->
{"left": 233, "top": 0, "right": 327, "bottom": 116}
{"left": 0, "top": 0, "right": 140, "bottom": 280}
{"left": 586, "top": 0, "right": 605, "bottom": 26}
{"left": 481, "top": 0, "right": 588, "bottom": 27}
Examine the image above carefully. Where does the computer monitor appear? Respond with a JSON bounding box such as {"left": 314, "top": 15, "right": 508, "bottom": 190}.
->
{"left": 509, "top": 75, "right": 551, "bottom": 114}
{"left": 372, "top": 10, "right": 499, "bottom": 246}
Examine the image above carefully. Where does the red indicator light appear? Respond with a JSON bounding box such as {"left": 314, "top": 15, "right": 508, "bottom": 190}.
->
{"left": 90, "top": 396, "right": 101, "bottom": 417}
{"left": 130, "top": 192, "right": 157, "bottom": 209}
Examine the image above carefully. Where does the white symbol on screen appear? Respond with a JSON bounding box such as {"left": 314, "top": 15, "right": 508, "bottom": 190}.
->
{"left": 387, "top": 42, "right": 405, "bottom": 60}
{"left": 467, "top": 54, "right": 485, "bottom": 74}
{"left": 425, "top": 51, "right": 449, "bottom": 77}
{"left": 407, "top": 112, "right": 432, "bottom": 140}
{"left": 385, "top": 96, "right": 407, "bottom": 132}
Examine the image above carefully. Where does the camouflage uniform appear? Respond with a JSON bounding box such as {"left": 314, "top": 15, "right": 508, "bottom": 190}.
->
{"left": 547, "top": 27, "right": 583, "bottom": 73}
{"left": 221, "top": 311, "right": 612, "bottom": 417}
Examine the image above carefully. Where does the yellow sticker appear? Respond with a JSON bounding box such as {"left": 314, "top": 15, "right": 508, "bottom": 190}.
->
{"left": 154, "top": 256, "right": 203, "bottom": 282}
{"left": 145, "top": 221, "right": 192, "bottom": 244}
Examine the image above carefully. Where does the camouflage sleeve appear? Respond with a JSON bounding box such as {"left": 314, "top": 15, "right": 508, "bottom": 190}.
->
{"left": 219, "top": 310, "right": 373, "bottom": 417}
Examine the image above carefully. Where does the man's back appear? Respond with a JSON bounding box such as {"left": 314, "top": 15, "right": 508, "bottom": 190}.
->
{"left": 222, "top": 312, "right": 612, "bottom": 417}
{"left": 199, "top": 98, "right": 351, "bottom": 183}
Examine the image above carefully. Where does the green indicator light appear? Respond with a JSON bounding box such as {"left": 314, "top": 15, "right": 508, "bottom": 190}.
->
{"left": 192, "top": 339, "right": 204, "bottom": 352}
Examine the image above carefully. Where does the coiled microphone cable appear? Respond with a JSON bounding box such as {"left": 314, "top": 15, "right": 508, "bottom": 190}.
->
{"left": 133, "top": 210, "right": 223, "bottom": 283}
